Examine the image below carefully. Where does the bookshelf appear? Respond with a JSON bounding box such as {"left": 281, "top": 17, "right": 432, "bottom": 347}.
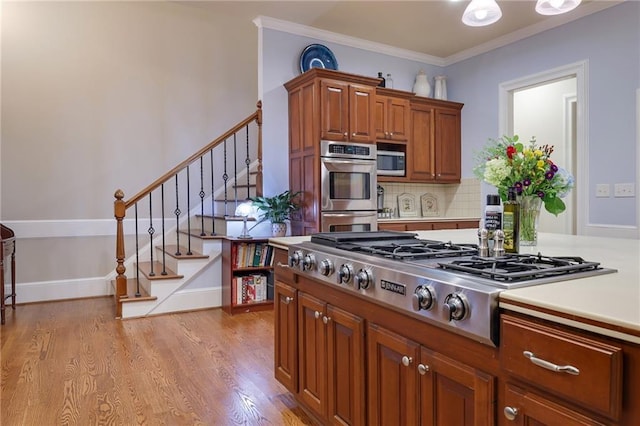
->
{"left": 222, "top": 237, "right": 275, "bottom": 315}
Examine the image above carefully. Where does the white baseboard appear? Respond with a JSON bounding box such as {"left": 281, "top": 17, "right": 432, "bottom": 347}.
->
{"left": 4, "top": 277, "right": 112, "bottom": 304}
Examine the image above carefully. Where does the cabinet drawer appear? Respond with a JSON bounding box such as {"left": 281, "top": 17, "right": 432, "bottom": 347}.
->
{"left": 500, "top": 314, "right": 622, "bottom": 420}
{"left": 273, "top": 247, "right": 295, "bottom": 284}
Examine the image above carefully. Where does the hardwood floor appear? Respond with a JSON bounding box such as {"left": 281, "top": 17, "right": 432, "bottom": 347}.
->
{"left": 1, "top": 297, "right": 317, "bottom": 425}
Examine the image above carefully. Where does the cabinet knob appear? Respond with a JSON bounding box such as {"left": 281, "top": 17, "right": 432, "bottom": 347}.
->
{"left": 417, "top": 364, "right": 429, "bottom": 375}
{"left": 401, "top": 356, "right": 413, "bottom": 367}
{"left": 351, "top": 132, "right": 356, "bottom": 137}
{"left": 343, "top": 132, "right": 348, "bottom": 137}
{"left": 322, "top": 316, "right": 331, "bottom": 324}
{"left": 503, "top": 406, "right": 519, "bottom": 421}
{"left": 389, "top": 132, "right": 394, "bottom": 137}
{"left": 314, "top": 310, "right": 322, "bottom": 319}
{"left": 385, "top": 131, "right": 389, "bottom": 137}
{"left": 276, "top": 262, "right": 291, "bottom": 268}
{"left": 283, "top": 296, "right": 294, "bottom": 304}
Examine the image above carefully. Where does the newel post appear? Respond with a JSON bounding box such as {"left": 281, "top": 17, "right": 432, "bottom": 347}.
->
{"left": 255, "top": 100, "right": 264, "bottom": 197}
{"left": 114, "top": 189, "right": 127, "bottom": 303}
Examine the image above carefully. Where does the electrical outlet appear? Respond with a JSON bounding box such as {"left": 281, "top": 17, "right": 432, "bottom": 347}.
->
{"left": 614, "top": 183, "right": 635, "bottom": 198}
{"left": 595, "top": 184, "right": 610, "bottom": 198}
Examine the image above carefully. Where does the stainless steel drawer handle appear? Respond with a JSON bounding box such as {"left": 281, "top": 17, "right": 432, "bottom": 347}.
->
{"left": 276, "top": 262, "right": 290, "bottom": 268}
{"left": 523, "top": 351, "right": 580, "bottom": 375}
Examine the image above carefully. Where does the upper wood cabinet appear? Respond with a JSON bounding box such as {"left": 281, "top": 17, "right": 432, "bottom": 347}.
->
{"left": 408, "top": 98, "right": 463, "bottom": 183}
{"left": 320, "top": 78, "right": 376, "bottom": 143}
{"left": 375, "top": 88, "right": 412, "bottom": 142}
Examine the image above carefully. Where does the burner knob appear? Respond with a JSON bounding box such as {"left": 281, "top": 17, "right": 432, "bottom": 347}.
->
{"left": 319, "top": 259, "right": 334, "bottom": 276}
{"left": 338, "top": 264, "right": 353, "bottom": 284}
{"left": 302, "top": 254, "right": 316, "bottom": 271}
{"left": 444, "top": 293, "right": 469, "bottom": 321}
{"left": 355, "top": 269, "right": 373, "bottom": 290}
{"left": 289, "top": 250, "right": 303, "bottom": 268}
{"left": 412, "top": 286, "right": 435, "bottom": 311}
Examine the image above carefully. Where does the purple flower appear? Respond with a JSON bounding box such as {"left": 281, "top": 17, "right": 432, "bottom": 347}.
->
{"left": 550, "top": 164, "right": 558, "bottom": 172}
{"left": 545, "top": 171, "right": 555, "bottom": 180}
{"left": 523, "top": 179, "right": 531, "bottom": 187}
{"left": 514, "top": 182, "right": 523, "bottom": 192}
{"left": 537, "top": 191, "right": 544, "bottom": 198}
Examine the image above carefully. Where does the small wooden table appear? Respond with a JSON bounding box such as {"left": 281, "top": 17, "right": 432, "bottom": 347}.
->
{"left": 1, "top": 224, "right": 16, "bottom": 324}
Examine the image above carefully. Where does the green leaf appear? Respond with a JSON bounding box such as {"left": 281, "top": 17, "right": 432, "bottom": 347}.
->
{"left": 544, "top": 196, "right": 566, "bottom": 216}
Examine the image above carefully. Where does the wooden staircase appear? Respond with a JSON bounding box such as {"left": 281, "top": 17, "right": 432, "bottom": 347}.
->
{"left": 111, "top": 102, "right": 264, "bottom": 319}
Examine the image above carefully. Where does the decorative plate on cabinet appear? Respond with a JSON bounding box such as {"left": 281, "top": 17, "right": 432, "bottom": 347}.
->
{"left": 397, "top": 193, "right": 418, "bottom": 218}
{"left": 299, "top": 44, "right": 338, "bottom": 73}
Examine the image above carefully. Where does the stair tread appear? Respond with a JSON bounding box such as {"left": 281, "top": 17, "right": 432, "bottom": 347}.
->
{"left": 137, "top": 262, "right": 184, "bottom": 280}
{"left": 233, "top": 183, "right": 257, "bottom": 189}
{"left": 117, "top": 278, "right": 157, "bottom": 302}
{"left": 195, "top": 214, "right": 256, "bottom": 221}
{"left": 159, "top": 245, "right": 209, "bottom": 259}
{"left": 178, "top": 228, "right": 226, "bottom": 240}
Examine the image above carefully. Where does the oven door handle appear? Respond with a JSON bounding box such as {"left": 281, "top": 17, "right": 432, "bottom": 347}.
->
{"left": 322, "top": 212, "right": 377, "bottom": 218}
{"left": 322, "top": 158, "right": 376, "bottom": 167}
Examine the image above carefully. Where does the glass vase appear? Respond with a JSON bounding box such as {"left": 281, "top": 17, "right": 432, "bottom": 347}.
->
{"left": 519, "top": 195, "right": 542, "bottom": 246}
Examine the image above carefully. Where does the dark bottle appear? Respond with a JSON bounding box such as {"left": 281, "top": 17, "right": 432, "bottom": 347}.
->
{"left": 377, "top": 72, "right": 386, "bottom": 88}
{"left": 503, "top": 188, "right": 520, "bottom": 253}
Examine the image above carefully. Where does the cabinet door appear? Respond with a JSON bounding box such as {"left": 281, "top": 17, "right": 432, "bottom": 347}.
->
{"left": 387, "top": 97, "right": 410, "bottom": 142}
{"left": 409, "top": 105, "right": 435, "bottom": 181}
{"left": 326, "top": 305, "right": 366, "bottom": 426}
{"left": 434, "top": 108, "right": 461, "bottom": 182}
{"left": 420, "top": 347, "right": 495, "bottom": 426}
{"left": 502, "top": 384, "right": 606, "bottom": 426}
{"left": 321, "top": 80, "right": 350, "bottom": 141}
{"left": 368, "top": 323, "right": 420, "bottom": 426}
{"left": 349, "top": 84, "right": 376, "bottom": 143}
{"left": 274, "top": 281, "right": 298, "bottom": 393}
{"left": 298, "top": 292, "right": 328, "bottom": 418}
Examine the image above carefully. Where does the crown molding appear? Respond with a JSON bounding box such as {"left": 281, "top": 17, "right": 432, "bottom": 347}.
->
{"left": 254, "top": 1, "right": 621, "bottom": 68}
{"left": 253, "top": 15, "right": 446, "bottom": 67}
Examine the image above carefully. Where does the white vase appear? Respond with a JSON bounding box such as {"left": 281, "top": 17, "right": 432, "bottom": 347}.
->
{"left": 413, "top": 70, "right": 432, "bottom": 97}
{"left": 434, "top": 75, "right": 448, "bottom": 100}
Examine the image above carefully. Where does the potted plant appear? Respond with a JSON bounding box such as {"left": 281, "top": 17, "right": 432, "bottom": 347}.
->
{"left": 250, "top": 190, "right": 302, "bottom": 237}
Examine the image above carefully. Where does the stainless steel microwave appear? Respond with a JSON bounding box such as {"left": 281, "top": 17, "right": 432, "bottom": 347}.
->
{"left": 377, "top": 150, "right": 405, "bottom": 176}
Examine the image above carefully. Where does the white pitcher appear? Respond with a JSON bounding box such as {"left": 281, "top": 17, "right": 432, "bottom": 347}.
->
{"left": 413, "top": 70, "right": 432, "bottom": 97}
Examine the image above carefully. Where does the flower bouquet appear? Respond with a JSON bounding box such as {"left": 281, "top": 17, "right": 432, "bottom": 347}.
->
{"left": 473, "top": 135, "right": 574, "bottom": 244}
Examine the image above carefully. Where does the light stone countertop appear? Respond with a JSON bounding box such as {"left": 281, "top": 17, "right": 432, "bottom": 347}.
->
{"left": 377, "top": 216, "right": 480, "bottom": 223}
{"left": 269, "top": 230, "right": 640, "bottom": 343}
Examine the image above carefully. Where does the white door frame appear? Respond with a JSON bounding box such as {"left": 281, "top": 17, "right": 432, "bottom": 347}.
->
{"left": 498, "top": 60, "right": 588, "bottom": 236}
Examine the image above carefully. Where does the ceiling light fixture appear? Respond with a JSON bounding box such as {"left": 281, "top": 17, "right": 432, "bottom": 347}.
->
{"left": 462, "top": 0, "right": 503, "bottom": 27}
{"left": 535, "top": 0, "right": 582, "bottom": 15}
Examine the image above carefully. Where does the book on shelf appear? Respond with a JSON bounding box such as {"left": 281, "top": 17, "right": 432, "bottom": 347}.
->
{"left": 233, "top": 273, "right": 269, "bottom": 305}
{"left": 232, "top": 242, "right": 273, "bottom": 268}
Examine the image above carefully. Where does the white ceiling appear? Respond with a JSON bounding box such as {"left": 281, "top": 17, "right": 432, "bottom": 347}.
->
{"left": 180, "top": 1, "right": 622, "bottom": 62}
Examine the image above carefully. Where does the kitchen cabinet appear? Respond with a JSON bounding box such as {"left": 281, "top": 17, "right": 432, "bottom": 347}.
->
{"left": 368, "top": 323, "right": 495, "bottom": 426}
{"left": 274, "top": 280, "right": 297, "bottom": 393}
{"left": 221, "top": 238, "right": 273, "bottom": 315}
{"left": 407, "top": 98, "right": 463, "bottom": 183}
{"left": 500, "top": 313, "right": 623, "bottom": 424}
{"left": 321, "top": 79, "right": 376, "bottom": 143}
{"left": 375, "top": 88, "right": 411, "bottom": 142}
{"left": 285, "top": 69, "right": 380, "bottom": 235}
{"left": 298, "top": 291, "right": 366, "bottom": 425}
{"left": 378, "top": 219, "right": 479, "bottom": 232}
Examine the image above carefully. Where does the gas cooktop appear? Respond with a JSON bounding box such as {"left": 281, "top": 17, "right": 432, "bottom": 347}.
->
{"left": 291, "top": 231, "right": 617, "bottom": 346}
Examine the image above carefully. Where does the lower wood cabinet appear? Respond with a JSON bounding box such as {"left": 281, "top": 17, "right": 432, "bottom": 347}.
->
{"left": 367, "top": 323, "right": 495, "bottom": 426}
{"left": 378, "top": 219, "right": 479, "bottom": 232}
{"left": 274, "top": 280, "right": 297, "bottom": 393}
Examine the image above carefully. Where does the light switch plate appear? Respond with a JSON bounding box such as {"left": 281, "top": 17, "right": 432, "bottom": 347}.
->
{"left": 614, "top": 183, "right": 635, "bottom": 197}
{"left": 595, "top": 184, "right": 610, "bottom": 197}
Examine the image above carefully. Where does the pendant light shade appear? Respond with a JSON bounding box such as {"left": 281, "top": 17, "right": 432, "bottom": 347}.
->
{"left": 535, "top": 0, "right": 582, "bottom": 15}
{"left": 462, "top": 0, "right": 503, "bottom": 27}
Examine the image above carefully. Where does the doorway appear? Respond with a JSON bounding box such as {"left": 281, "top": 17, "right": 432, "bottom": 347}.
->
{"left": 499, "top": 61, "right": 587, "bottom": 235}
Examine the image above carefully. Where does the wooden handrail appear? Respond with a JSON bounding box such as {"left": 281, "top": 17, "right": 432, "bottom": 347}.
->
{"left": 124, "top": 101, "right": 262, "bottom": 209}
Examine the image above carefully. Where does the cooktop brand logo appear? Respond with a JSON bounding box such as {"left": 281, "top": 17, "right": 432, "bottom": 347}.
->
{"left": 380, "top": 279, "right": 406, "bottom": 296}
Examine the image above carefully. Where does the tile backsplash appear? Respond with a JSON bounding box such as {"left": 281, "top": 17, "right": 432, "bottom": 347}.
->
{"left": 380, "top": 178, "right": 481, "bottom": 218}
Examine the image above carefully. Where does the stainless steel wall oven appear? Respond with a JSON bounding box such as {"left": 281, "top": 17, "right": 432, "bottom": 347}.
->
{"left": 320, "top": 140, "right": 377, "bottom": 232}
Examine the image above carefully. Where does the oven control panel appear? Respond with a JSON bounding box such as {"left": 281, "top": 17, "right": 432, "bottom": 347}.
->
{"left": 288, "top": 244, "right": 500, "bottom": 346}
